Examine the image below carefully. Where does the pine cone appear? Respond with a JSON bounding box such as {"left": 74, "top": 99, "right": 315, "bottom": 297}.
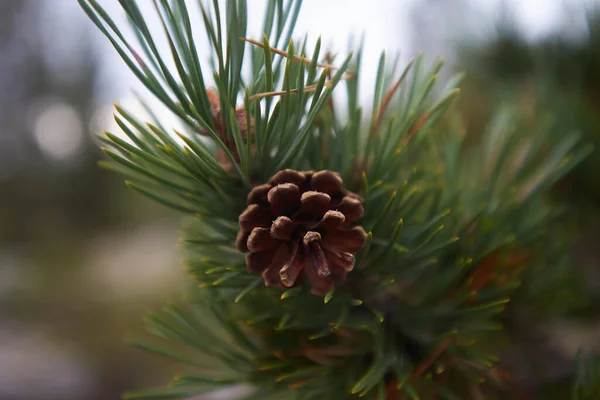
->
{"left": 236, "top": 169, "right": 367, "bottom": 296}
{"left": 205, "top": 89, "right": 254, "bottom": 173}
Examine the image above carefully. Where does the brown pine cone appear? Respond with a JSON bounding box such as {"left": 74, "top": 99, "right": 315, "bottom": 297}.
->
{"left": 205, "top": 89, "right": 254, "bottom": 173}
{"left": 236, "top": 169, "right": 367, "bottom": 296}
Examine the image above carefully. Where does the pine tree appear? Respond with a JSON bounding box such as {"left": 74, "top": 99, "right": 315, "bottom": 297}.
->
{"left": 79, "top": 1, "right": 597, "bottom": 398}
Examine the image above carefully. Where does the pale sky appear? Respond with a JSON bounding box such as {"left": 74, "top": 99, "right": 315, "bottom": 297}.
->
{"left": 38, "top": 0, "right": 600, "bottom": 138}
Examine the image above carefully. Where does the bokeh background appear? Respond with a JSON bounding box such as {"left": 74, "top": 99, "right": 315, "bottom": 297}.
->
{"left": 1, "top": 0, "right": 599, "bottom": 399}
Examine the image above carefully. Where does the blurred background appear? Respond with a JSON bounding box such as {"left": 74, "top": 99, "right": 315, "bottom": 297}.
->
{"left": 1, "top": 0, "right": 599, "bottom": 399}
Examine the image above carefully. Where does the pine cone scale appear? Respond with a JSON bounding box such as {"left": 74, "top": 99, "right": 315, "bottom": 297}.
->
{"left": 239, "top": 204, "right": 272, "bottom": 231}
{"left": 246, "top": 249, "right": 275, "bottom": 273}
{"left": 280, "top": 242, "right": 303, "bottom": 287}
{"left": 247, "top": 227, "right": 279, "bottom": 252}
{"left": 323, "top": 247, "right": 356, "bottom": 272}
{"left": 309, "top": 210, "right": 345, "bottom": 231}
{"left": 303, "top": 231, "right": 330, "bottom": 278}
{"left": 261, "top": 244, "right": 291, "bottom": 287}
{"left": 270, "top": 216, "right": 295, "bottom": 240}
{"left": 302, "top": 260, "right": 334, "bottom": 296}
{"left": 335, "top": 197, "right": 364, "bottom": 226}
{"left": 310, "top": 170, "right": 343, "bottom": 195}
{"left": 270, "top": 169, "right": 306, "bottom": 186}
{"left": 247, "top": 184, "right": 272, "bottom": 205}
{"left": 299, "top": 191, "right": 331, "bottom": 217}
{"left": 267, "top": 183, "right": 301, "bottom": 216}
{"left": 235, "top": 230, "right": 250, "bottom": 252}
{"left": 322, "top": 227, "right": 367, "bottom": 253}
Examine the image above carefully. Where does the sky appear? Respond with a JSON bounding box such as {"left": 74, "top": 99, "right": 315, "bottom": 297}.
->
{"left": 34, "top": 0, "right": 600, "bottom": 157}
{"left": 85, "top": 0, "right": 594, "bottom": 101}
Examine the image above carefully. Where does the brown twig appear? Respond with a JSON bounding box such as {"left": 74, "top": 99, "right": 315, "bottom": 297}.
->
{"left": 467, "top": 251, "right": 499, "bottom": 293}
{"left": 288, "top": 378, "right": 313, "bottom": 389}
{"left": 370, "top": 77, "right": 405, "bottom": 139}
{"left": 411, "top": 338, "right": 453, "bottom": 379}
{"left": 393, "top": 340, "right": 452, "bottom": 400}
{"left": 242, "top": 37, "right": 355, "bottom": 101}
{"left": 241, "top": 37, "right": 355, "bottom": 76}
{"left": 401, "top": 113, "right": 429, "bottom": 148}
{"left": 248, "top": 76, "right": 353, "bottom": 101}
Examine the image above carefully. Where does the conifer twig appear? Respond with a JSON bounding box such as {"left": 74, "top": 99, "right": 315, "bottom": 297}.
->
{"left": 248, "top": 77, "right": 353, "bottom": 101}
{"left": 241, "top": 37, "right": 355, "bottom": 76}
{"left": 243, "top": 37, "right": 355, "bottom": 101}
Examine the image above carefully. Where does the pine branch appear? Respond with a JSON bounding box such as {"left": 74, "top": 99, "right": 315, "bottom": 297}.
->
{"left": 79, "top": 1, "right": 595, "bottom": 399}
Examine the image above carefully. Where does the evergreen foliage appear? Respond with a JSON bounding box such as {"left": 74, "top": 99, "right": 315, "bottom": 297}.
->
{"left": 80, "top": 1, "right": 596, "bottom": 398}
{"left": 454, "top": 8, "right": 600, "bottom": 205}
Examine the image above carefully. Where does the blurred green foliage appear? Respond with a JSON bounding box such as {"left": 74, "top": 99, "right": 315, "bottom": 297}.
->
{"left": 443, "top": 6, "right": 600, "bottom": 397}
{"left": 0, "top": 1, "right": 183, "bottom": 399}
{"left": 455, "top": 9, "right": 600, "bottom": 206}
